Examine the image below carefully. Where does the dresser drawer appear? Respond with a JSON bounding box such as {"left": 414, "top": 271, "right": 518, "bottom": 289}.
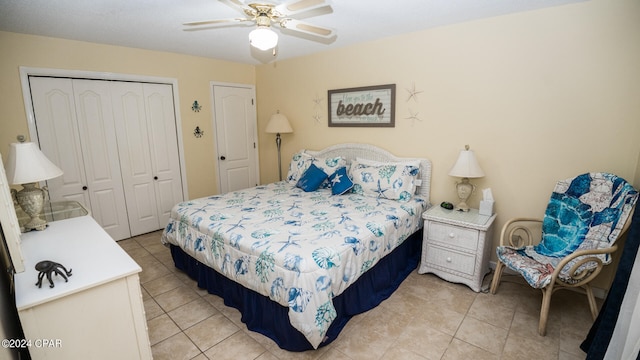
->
{"left": 424, "top": 244, "right": 476, "bottom": 276}
{"left": 427, "top": 221, "right": 479, "bottom": 251}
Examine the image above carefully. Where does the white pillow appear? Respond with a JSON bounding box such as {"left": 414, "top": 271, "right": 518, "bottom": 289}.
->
{"left": 355, "top": 157, "right": 421, "bottom": 176}
{"left": 354, "top": 157, "right": 421, "bottom": 188}
{"left": 349, "top": 160, "right": 418, "bottom": 201}
{"left": 355, "top": 157, "right": 420, "bottom": 167}
{"left": 286, "top": 151, "right": 313, "bottom": 184}
{"left": 313, "top": 156, "right": 347, "bottom": 176}
{"left": 312, "top": 156, "right": 347, "bottom": 188}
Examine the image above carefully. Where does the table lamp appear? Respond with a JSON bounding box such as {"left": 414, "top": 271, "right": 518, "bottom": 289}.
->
{"left": 6, "top": 138, "right": 63, "bottom": 231}
{"left": 265, "top": 111, "right": 293, "bottom": 181}
{"left": 448, "top": 145, "right": 484, "bottom": 212}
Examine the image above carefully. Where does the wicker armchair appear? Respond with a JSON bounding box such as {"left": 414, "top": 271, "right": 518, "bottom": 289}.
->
{"left": 489, "top": 173, "right": 638, "bottom": 336}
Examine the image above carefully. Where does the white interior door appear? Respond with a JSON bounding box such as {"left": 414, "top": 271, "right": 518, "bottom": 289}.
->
{"left": 29, "top": 77, "right": 90, "bottom": 207}
{"left": 143, "top": 83, "right": 184, "bottom": 227}
{"left": 212, "top": 85, "right": 259, "bottom": 193}
{"left": 30, "top": 77, "right": 131, "bottom": 240}
{"left": 111, "top": 82, "right": 160, "bottom": 236}
{"left": 72, "top": 80, "right": 131, "bottom": 240}
{"left": 27, "top": 74, "right": 186, "bottom": 240}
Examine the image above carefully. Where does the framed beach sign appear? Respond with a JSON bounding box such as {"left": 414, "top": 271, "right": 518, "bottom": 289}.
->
{"left": 328, "top": 84, "right": 396, "bottom": 127}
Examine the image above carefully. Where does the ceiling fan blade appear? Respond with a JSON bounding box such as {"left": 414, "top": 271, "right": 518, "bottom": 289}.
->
{"left": 183, "top": 18, "right": 250, "bottom": 27}
{"left": 219, "top": 0, "right": 246, "bottom": 13}
{"left": 219, "top": 0, "right": 259, "bottom": 18}
{"left": 275, "top": 0, "right": 330, "bottom": 17}
{"left": 279, "top": 18, "right": 335, "bottom": 38}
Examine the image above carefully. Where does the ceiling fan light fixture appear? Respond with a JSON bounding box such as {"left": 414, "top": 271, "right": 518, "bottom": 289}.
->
{"left": 249, "top": 26, "right": 278, "bottom": 50}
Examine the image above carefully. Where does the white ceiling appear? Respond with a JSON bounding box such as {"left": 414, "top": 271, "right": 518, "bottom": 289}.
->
{"left": 0, "top": 0, "right": 585, "bottom": 65}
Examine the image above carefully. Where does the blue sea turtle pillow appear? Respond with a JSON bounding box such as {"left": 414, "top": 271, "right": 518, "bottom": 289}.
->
{"left": 534, "top": 191, "right": 593, "bottom": 257}
{"left": 532, "top": 173, "right": 639, "bottom": 258}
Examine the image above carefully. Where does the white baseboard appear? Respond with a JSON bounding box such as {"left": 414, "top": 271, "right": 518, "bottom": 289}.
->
{"left": 488, "top": 261, "right": 607, "bottom": 299}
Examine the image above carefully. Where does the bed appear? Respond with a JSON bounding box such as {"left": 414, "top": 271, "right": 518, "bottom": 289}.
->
{"left": 161, "top": 143, "right": 432, "bottom": 351}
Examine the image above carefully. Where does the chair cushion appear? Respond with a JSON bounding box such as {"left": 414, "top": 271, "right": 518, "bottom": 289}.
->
{"left": 497, "top": 245, "right": 611, "bottom": 289}
{"left": 496, "top": 246, "right": 556, "bottom": 288}
{"left": 534, "top": 173, "right": 638, "bottom": 258}
{"left": 534, "top": 192, "right": 592, "bottom": 257}
{"left": 497, "top": 172, "right": 638, "bottom": 289}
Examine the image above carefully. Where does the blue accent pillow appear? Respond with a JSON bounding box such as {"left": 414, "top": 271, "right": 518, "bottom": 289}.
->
{"left": 296, "top": 163, "right": 328, "bottom": 192}
{"left": 313, "top": 156, "right": 347, "bottom": 189}
{"left": 328, "top": 167, "right": 353, "bottom": 195}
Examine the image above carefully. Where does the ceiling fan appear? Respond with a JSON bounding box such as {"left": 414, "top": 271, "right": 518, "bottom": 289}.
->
{"left": 183, "top": 0, "right": 336, "bottom": 51}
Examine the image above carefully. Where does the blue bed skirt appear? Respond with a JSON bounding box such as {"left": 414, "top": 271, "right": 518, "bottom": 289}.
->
{"left": 170, "top": 229, "right": 423, "bottom": 351}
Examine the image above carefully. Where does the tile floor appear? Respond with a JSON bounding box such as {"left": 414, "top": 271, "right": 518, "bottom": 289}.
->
{"left": 119, "top": 231, "right": 594, "bottom": 360}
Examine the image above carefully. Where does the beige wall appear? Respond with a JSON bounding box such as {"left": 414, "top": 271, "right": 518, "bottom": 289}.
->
{"left": 0, "top": 31, "right": 255, "bottom": 199}
{"left": 1, "top": 0, "right": 638, "bottom": 290}
{"left": 255, "top": 0, "right": 640, "bottom": 288}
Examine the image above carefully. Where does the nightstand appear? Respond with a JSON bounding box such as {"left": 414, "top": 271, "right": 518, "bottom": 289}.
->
{"left": 418, "top": 206, "right": 496, "bottom": 292}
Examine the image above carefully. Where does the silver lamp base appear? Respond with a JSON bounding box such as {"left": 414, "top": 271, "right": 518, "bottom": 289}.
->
{"left": 13, "top": 182, "right": 48, "bottom": 231}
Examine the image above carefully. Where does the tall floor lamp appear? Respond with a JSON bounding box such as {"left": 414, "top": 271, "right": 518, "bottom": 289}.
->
{"left": 265, "top": 111, "right": 293, "bottom": 181}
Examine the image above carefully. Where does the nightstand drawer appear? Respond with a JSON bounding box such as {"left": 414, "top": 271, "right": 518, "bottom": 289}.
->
{"left": 424, "top": 244, "right": 476, "bottom": 276}
{"left": 427, "top": 222, "right": 479, "bottom": 251}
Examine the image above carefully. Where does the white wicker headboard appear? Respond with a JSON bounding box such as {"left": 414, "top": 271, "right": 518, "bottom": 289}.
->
{"left": 305, "top": 143, "right": 432, "bottom": 202}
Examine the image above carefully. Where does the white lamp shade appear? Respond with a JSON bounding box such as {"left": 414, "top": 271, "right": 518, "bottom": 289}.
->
{"left": 6, "top": 142, "right": 63, "bottom": 184}
{"left": 448, "top": 148, "right": 485, "bottom": 178}
{"left": 249, "top": 27, "right": 278, "bottom": 51}
{"left": 265, "top": 113, "right": 293, "bottom": 134}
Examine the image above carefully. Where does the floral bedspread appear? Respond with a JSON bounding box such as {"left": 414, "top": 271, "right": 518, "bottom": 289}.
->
{"left": 161, "top": 181, "right": 427, "bottom": 348}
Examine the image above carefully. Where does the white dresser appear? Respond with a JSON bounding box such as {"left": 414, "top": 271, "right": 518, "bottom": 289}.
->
{"left": 419, "top": 206, "right": 496, "bottom": 292}
{"left": 13, "top": 215, "right": 152, "bottom": 360}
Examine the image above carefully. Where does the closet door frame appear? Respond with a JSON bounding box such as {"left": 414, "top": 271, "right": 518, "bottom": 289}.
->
{"left": 18, "top": 67, "right": 189, "bottom": 204}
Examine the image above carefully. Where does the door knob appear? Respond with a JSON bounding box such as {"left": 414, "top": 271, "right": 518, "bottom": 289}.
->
{"left": 82, "top": 186, "right": 88, "bottom": 190}
{"left": 220, "top": 156, "right": 226, "bottom": 160}
{"left": 154, "top": 176, "right": 158, "bottom": 180}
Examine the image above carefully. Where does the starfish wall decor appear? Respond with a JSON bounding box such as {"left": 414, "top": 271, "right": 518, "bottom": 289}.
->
{"left": 405, "top": 109, "right": 422, "bottom": 125}
{"left": 312, "top": 93, "right": 323, "bottom": 123}
{"left": 404, "top": 83, "right": 423, "bottom": 124}
{"left": 405, "top": 83, "right": 423, "bottom": 102}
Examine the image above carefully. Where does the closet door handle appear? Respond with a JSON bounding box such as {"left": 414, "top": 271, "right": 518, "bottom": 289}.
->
{"left": 82, "top": 186, "right": 88, "bottom": 191}
{"left": 220, "top": 156, "right": 226, "bottom": 160}
{"left": 154, "top": 176, "right": 158, "bottom": 180}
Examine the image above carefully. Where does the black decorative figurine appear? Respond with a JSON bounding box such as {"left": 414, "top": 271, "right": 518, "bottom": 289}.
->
{"left": 35, "top": 260, "right": 72, "bottom": 288}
